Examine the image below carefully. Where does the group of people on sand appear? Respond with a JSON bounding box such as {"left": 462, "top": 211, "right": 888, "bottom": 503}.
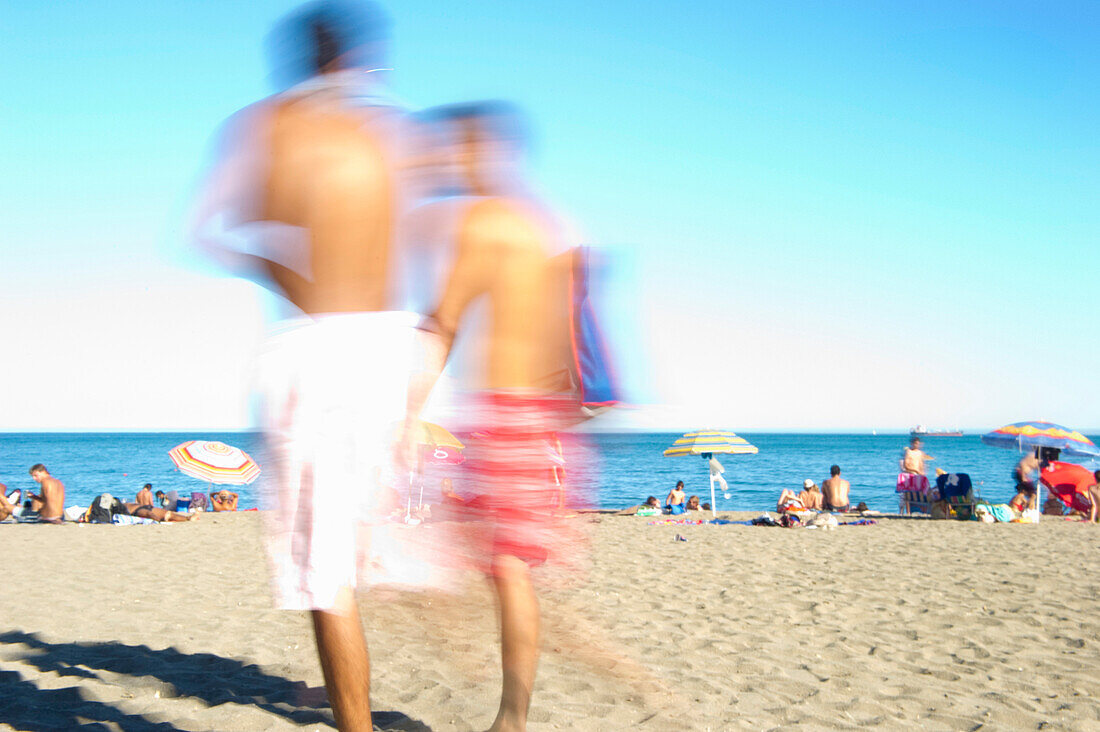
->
{"left": 777, "top": 465, "right": 854, "bottom": 513}
{"left": 0, "top": 465, "right": 245, "bottom": 524}
{"left": 0, "top": 464, "right": 66, "bottom": 523}
{"left": 661, "top": 481, "right": 709, "bottom": 514}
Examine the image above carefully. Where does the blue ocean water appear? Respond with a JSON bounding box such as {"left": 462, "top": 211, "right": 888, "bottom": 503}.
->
{"left": 3, "top": 432, "right": 1096, "bottom": 513}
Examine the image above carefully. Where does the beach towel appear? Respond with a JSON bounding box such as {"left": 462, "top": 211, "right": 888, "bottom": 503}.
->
{"left": 896, "top": 473, "right": 929, "bottom": 493}
{"left": 112, "top": 514, "right": 157, "bottom": 525}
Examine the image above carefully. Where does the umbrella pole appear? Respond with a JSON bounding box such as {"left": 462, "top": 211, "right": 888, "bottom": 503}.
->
{"left": 704, "top": 452, "right": 716, "bottom": 517}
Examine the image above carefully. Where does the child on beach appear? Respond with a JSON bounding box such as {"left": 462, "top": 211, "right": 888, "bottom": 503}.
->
{"left": 665, "top": 481, "right": 687, "bottom": 514}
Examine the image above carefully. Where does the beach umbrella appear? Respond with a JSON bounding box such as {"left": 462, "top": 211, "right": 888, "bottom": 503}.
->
{"left": 413, "top": 421, "right": 466, "bottom": 465}
{"left": 981, "top": 420, "right": 1099, "bottom": 522}
{"left": 168, "top": 440, "right": 261, "bottom": 486}
{"left": 406, "top": 421, "right": 465, "bottom": 518}
{"left": 663, "top": 430, "right": 758, "bottom": 516}
{"left": 980, "top": 420, "right": 1100, "bottom": 458}
{"left": 1039, "top": 462, "right": 1095, "bottom": 514}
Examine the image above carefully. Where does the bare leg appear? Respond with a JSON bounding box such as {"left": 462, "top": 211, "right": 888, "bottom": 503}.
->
{"left": 489, "top": 555, "right": 539, "bottom": 732}
{"left": 312, "top": 587, "right": 371, "bottom": 732}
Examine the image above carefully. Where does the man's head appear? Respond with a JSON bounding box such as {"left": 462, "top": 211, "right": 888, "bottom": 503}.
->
{"left": 910, "top": 437, "right": 922, "bottom": 449}
{"left": 675, "top": 480, "right": 684, "bottom": 490}
{"left": 1094, "top": 470, "right": 1100, "bottom": 483}
{"left": 29, "top": 464, "right": 48, "bottom": 482}
{"left": 415, "top": 101, "right": 528, "bottom": 197}
{"left": 143, "top": 483, "right": 153, "bottom": 491}
{"left": 266, "top": 0, "right": 391, "bottom": 90}
{"left": 830, "top": 465, "right": 841, "bottom": 477}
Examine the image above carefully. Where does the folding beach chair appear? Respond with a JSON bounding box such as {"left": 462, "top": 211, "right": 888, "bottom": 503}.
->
{"left": 896, "top": 473, "right": 932, "bottom": 515}
{"left": 935, "top": 473, "right": 975, "bottom": 520}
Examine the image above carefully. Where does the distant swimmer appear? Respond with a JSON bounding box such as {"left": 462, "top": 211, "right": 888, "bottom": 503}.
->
{"left": 821, "top": 465, "right": 850, "bottom": 512}
{"left": 28, "top": 464, "right": 65, "bottom": 523}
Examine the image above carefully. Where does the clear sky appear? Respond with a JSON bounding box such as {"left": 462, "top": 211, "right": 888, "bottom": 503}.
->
{"left": 2, "top": 1, "right": 1097, "bottom": 432}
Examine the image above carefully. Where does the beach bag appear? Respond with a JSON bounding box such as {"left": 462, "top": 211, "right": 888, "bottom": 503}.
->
{"left": 189, "top": 492, "right": 208, "bottom": 512}
{"left": 86, "top": 493, "right": 129, "bottom": 524}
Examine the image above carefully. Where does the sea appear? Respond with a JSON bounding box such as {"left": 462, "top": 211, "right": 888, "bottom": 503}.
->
{"left": 4, "top": 432, "right": 1097, "bottom": 514}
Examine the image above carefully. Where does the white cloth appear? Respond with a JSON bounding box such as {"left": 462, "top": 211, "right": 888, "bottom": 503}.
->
{"left": 257, "top": 311, "right": 431, "bottom": 611}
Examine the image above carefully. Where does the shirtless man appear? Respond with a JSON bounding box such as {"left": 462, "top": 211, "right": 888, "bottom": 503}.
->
{"left": 901, "top": 438, "right": 932, "bottom": 475}
{"left": 1015, "top": 450, "right": 1040, "bottom": 491}
{"left": 135, "top": 483, "right": 154, "bottom": 507}
{"left": 28, "top": 464, "right": 65, "bottom": 523}
{"left": 209, "top": 489, "right": 239, "bottom": 512}
{"left": 821, "top": 465, "right": 850, "bottom": 512}
{"left": 404, "top": 102, "right": 592, "bottom": 732}
{"left": 665, "top": 481, "right": 687, "bottom": 514}
{"left": 192, "top": 5, "right": 420, "bottom": 730}
{"left": 125, "top": 502, "right": 197, "bottom": 522}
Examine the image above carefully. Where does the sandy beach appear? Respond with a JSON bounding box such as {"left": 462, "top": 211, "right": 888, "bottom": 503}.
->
{"left": 1, "top": 511, "right": 1098, "bottom": 731}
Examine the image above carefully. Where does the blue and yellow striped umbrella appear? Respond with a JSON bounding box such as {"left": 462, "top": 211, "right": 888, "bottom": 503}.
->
{"left": 981, "top": 420, "right": 1100, "bottom": 458}
{"left": 663, "top": 430, "right": 758, "bottom": 457}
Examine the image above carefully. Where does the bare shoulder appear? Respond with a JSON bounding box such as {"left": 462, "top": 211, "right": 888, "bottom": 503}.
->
{"left": 461, "top": 198, "right": 551, "bottom": 254}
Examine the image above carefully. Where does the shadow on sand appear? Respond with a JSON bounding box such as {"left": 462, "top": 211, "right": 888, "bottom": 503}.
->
{"left": 0, "top": 630, "right": 429, "bottom": 731}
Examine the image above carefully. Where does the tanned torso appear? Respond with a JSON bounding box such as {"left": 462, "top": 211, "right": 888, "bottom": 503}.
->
{"left": 259, "top": 97, "right": 395, "bottom": 314}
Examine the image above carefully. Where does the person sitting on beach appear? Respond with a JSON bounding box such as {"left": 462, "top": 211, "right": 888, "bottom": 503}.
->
{"left": 778, "top": 482, "right": 814, "bottom": 510}
{"left": 1015, "top": 450, "right": 1040, "bottom": 494}
{"left": 0, "top": 483, "right": 16, "bottom": 521}
{"left": 209, "top": 489, "right": 239, "bottom": 512}
{"left": 799, "top": 479, "right": 823, "bottom": 510}
{"left": 665, "top": 481, "right": 687, "bottom": 514}
{"left": 136, "top": 483, "right": 155, "bottom": 507}
{"left": 821, "top": 465, "right": 850, "bottom": 512}
{"left": 1009, "top": 484, "right": 1036, "bottom": 514}
{"left": 645, "top": 496, "right": 661, "bottom": 510}
{"left": 1089, "top": 471, "right": 1100, "bottom": 524}
{"left": 685, "top": 495, "right": 703, "bottom": 511}
{"left": 1042, "top": 495, "right": 1066, "bottom": 516}
{"left": 124, "top": 502, "right": 197, "bottom": 522}
{"left": 27, "top": 464, "right": 65, "bottom": 523}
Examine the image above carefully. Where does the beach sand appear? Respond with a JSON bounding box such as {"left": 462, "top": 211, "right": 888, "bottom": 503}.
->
{"left": 1, "top": 511, "right": 1098, "bottom": 731}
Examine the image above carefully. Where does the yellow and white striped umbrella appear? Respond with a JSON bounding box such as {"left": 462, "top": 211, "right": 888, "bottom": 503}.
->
{"left": 169, "top": 440, "right": 261, "bottom": 485}
{"left": 663, "top": 430, "right": 758, "bottom": 457}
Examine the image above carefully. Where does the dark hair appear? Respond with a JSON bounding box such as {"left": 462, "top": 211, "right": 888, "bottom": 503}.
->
{"left": 645, "top": 495, "right": 657, "bottom": 503}
{"left": 266, "top": 1, "right": 391, "bottom": 90}
{"left": 830, "top": 465, "right": 841, "bottom": 476}
{"left": 154, "top": 490, "right": 165, "bottom": 498}
{"left": 687, "top": 495, "right": 699, "bottom": 504}
{"left": 415, "top": 101, "right": 529, "bottom": 148}
{"left": 675, "top": 480, "right": 684, "bottom": 489}
{"left": 1094, "top": 470, "right": 1100, "bottom": 482}
{"left": 702, "top": 502, "right": 711, "bottom": 511}
{"left": 29, "top": 463, "right": 46, "bottom": 474}
{"left": 143, "top": 483, "right": 152, "bottom": 490}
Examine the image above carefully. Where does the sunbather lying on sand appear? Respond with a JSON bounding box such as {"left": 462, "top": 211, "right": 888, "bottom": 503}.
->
{"left": 124, "top": 502, "right": 197, "bottom": 522}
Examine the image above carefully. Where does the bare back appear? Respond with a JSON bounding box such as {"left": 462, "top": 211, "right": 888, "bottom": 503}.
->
{"left": 259, "top": 97, "right": 396, "bottom": 314}
{"left": 38, "top": 477, "right": 65, "bottom": 520}
{"left": 432, "top": 198, "right": 567, "bottom": 391}
{"left": 821, "top": 477, "right": 850, "bottom": 508}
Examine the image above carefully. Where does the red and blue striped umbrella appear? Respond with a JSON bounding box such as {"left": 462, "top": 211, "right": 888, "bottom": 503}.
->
{"left": 980, "top": 420, "right": 1100, "bottom": 458}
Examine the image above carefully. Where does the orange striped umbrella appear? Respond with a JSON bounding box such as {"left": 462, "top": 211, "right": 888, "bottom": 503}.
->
{"left": 169, "top": 440, "right": 261, "bottom": 485}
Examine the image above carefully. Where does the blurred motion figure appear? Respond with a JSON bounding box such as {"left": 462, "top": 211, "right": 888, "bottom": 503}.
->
{"left": 191, "top": 3, "right": 415, "bottom": 730}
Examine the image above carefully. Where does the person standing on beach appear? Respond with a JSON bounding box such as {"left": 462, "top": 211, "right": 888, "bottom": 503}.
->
{"left": 403, "top": 102, "right": 592, "bottom": 732}
{"left": 27, "top": 464, "right": 65, "bottom": 523}
{"left": 192, "top": 3, "right": 419, "bottom": 730}
{"left": 821, "top": 465, "right": 850, "bottom": 512}
{"left": 901, "top": 437, "right": 932, "bottom": 476}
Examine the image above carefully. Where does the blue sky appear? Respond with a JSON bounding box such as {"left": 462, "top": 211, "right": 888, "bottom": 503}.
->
{"left": 1, "top": 1, "right": 1097, "bottom": 431}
